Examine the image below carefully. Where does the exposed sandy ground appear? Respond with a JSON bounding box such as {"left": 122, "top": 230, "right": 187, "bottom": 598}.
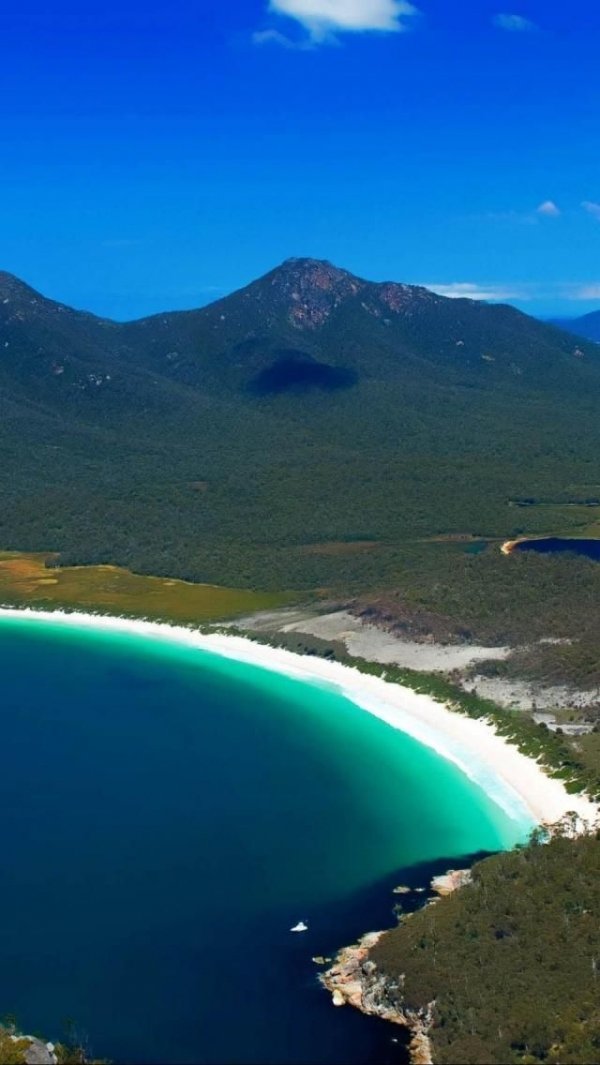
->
{"left": 233, "top": 608, "right": 599, "bottom": 714}
{"left": 463, "top": 675, "right": 600, "bottom": 711}
{"left": 235, "top": 608, "right": 511, "bottom": 672}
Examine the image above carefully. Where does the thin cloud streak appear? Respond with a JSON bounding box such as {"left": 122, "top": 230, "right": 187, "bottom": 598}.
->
{"left": 422, "top": 282, "right": 600, "bottom": 304}
{"left": 582, "top": 201, "right": 600, "bottom": 221}
{"left": 252, "top": 28, "right": 313, "bottom": 48}
{"left": 566, "top": 284, "right": 600, "bottom": 301}
{"left": 493, "top": 13, "right": 537, "bottom": 31}
{"left": 423, "top": 282, "right": 527, "bottom": 301}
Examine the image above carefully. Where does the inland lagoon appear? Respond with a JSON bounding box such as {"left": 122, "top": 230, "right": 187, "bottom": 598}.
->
{"left": 0, "top": 614, "right": 537, "bottom": 1064}
{"left": 503, "top": 536, "right": 600, "bottom": 561}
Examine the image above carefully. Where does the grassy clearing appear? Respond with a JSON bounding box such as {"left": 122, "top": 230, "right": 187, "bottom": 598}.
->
{"left": 0, "top": 552, "right": 297, "bottom": 623}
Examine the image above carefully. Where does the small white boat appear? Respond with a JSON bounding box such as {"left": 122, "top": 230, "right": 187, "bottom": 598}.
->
{"left": 290, "top": 921, "right": 308, "bottom": 932}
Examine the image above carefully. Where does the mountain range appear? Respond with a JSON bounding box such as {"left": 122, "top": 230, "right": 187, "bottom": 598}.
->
{"left": 3, "top": 258, "right": 595, "bottom": 405}
{"left": 2, "top": 257, "right": 600, "bottom": 634}
{"left": 550, "top": 310, "right": 600, "bottom": 343}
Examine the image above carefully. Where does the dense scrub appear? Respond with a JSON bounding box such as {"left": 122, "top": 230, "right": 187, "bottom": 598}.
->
{"left": 370, "top": 828, "right": 600, "bottom": 1065}
{"left": 352, "top": 546, "right": 600, "bottom": 687}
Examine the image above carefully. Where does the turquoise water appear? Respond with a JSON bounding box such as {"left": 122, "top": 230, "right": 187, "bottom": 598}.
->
{"left": 0, "top": 617, "right": 528, "bottom": 1063}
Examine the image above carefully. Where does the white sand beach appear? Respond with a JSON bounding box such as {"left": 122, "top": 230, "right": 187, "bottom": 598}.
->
{"left": 0, "top": 607, "right": 596, "bottom": 832}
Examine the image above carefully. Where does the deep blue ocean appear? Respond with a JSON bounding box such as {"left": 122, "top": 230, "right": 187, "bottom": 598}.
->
{"left": 0, "top": 617, "right": 527, "bottom": 1064}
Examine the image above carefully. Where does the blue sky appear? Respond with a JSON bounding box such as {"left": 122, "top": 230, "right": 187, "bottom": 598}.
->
{"left": 1, "top": 0, "right": 599, "bottom": 319}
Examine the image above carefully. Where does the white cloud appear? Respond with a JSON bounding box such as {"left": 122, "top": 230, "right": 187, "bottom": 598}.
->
{"left": 566, "top": 284, "right": 600, "bottom": 301}
{"left": 536, "top": 200, "right": 560, "bottom": 217}
{"left": 424, "top": 282, "right": 526, "bottom": 302}
{"left": 582, "top": 200, "right": 600, "bottom": 221}
{"left": 268, "top": 0, "right": 419, "bottom": 42}
{"left": 252, "top": 28, "right": 307, "bottom": 47}
{"left": 493, "top": 13, "right": 537, "bottom": 31}
{"left": 422, "top": 281, "right": 600, "bottom": 304}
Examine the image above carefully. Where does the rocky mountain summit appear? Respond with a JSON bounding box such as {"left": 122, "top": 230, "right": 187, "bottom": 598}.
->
{"left": 237, "top": 257, "right": 437, "bottom": 331}
{"left": 1, "top": 258, "right": 595, "bottom": 402}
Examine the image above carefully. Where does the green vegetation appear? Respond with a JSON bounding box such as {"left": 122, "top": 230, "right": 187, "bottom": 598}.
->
{"left": 474, "top": 637, "right": 600, "bottom": 689}
{"left": 347, "top": 657, "right": 600, "bottom": 799}
{"left": 2, "top": 259, "right": 600, "bottom": 687}
{"left": 370, "top": 825, "right": 600, "bottom": 1065}
{"left": 0, "top": 1021, "right": 106, "bottom": 1064}
{"left": 3, "top": 257, "right": 600, "bottom": 1065}
{"left": 243, "top": 630, "right": 600, "bottom": 800}
{"left": 0, "top": 552, "right": 296, "bottom": 622}
{"left": 352, "top": 544, "right": 600, "bottom": 691}
{"left": 54, "top": 1044, "right": 106, "bottom": 1064}
{"left": 5, "top": 259, "right": 600, "bottom": 1065}
{"left": 0, "top": 1025, "right": 31, "bottom": 1064}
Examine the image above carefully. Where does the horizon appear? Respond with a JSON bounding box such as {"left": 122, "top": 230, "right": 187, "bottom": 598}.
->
{"left": 1, "top": 0, "right": 599, "bottom": 320}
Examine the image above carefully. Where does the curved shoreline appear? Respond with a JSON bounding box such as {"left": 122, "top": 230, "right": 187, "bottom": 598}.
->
{"left": 0, "top": 606, "right": 596, "bottom": 832}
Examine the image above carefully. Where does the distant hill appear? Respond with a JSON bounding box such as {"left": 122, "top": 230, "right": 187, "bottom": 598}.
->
{"left": 2, "top": 257, "right": 600, "bottom": 647}
{"left": 3, "top": 258, "right": 594, "bottom": 403}
{"left": 550, "top": 310, "right": 600, "bottom": 342}
{"left": 121, "top": 257, "right": 596, "bottom": 394}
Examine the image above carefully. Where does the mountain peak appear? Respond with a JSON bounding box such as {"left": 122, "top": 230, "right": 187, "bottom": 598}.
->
{"left": 269, "top": 257, "right": 363, "bottom": 295}
{"left": 232, "top": 257, "right": 366, "bottom": 331}
{"left": 276, "top": 256, "right": 356, "bottom": 281}
{"left": 237, "top": 258, "right": 439, "bottom": 331}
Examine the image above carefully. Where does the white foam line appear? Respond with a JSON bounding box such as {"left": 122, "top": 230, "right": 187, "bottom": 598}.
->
{"left": 0, "top": 607, "right": 596, "bottom": 833}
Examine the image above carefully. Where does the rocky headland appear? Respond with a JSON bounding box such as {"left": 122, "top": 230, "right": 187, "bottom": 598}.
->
{"left": 319, "top": 930, "right": 434, "bottom": 1065}
{"left": 319, "top": 868, "right": 473, "bottom": 1065}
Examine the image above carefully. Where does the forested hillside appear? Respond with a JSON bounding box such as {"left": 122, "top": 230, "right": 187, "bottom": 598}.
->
{"left": 2, "top": 258, "right": 600, "bottom": 657}
{"left": 370, "top": 825, "right": 600, "bottom": 1065}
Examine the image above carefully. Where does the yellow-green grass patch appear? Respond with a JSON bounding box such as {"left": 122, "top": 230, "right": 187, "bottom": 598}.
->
{"left": 0, "top": 552, "right": 297, "bottom": 624}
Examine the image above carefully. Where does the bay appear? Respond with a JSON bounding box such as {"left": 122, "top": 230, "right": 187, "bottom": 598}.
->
{"left": 0, "top": 618, "right": 527, "bottom": 1064}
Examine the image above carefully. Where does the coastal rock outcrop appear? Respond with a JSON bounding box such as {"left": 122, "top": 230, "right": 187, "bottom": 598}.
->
{"left": 430, "top": 868, "right": 472, "bottom": 896}
{"left": 320, "top": 867, "right": 476, "bottom": 1062}
{"left": 320, "top": 931, "right": 434, "bottom": 1065}
{"left": 23, "top": 1039, "right": 57, "bottom": 1065}
{"left": 8, "top": 1033, "right": 57, "bottom": 1065}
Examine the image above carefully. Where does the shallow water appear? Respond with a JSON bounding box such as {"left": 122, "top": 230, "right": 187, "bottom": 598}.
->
{"left": 0, "top": 618, "right": 528, "bottom": 1063}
